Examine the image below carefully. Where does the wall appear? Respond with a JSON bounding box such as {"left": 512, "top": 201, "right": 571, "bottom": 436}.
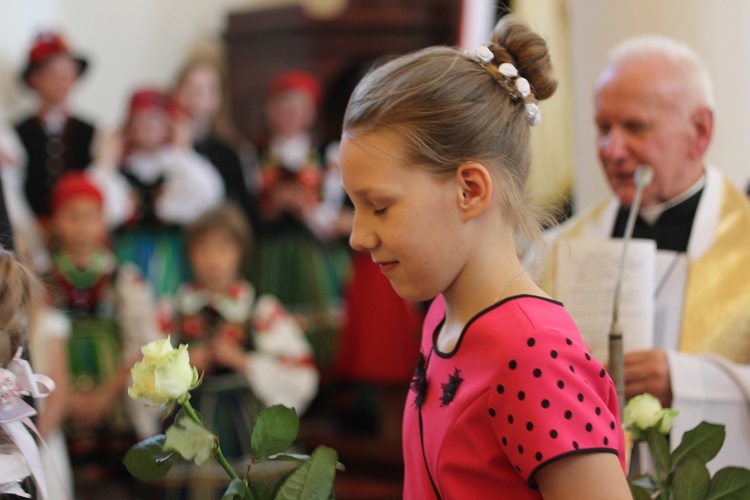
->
{"left": 0, "top": 0, "right": 293, "bottom": 128}
{"left": 568, "top": 0, "right": 750, "bottom": 211}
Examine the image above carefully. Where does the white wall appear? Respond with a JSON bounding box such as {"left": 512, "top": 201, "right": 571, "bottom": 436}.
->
{"left": 568, "top": 0, "right": 750, "bottom": 211}
{"left": 0, "top": 0, "right": 295, "bottom": 129}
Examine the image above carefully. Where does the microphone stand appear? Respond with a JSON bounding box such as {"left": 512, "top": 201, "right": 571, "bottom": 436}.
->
{"left": 609, "top": 165, "right": 653, "bottom": 415}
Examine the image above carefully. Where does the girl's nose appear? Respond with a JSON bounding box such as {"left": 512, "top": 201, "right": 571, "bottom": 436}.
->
{"left": 348, "top": 212, "right": 378, "bottom": 251}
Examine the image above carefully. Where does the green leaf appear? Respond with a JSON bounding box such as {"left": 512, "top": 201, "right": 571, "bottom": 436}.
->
{"left": 629, "top": 483, "right": 653, "bottom": 500}
{"left": 274, "top": 446, "right": 338, "bottom": 500}
{"left": 122, "top": 434, "right": 179, "bottom": 481}
{"left": 221, "top": 478, "right": 251, "bottom": 500}
{"left": 647, "top": 427, "right": 672, "bottom": 476}
{"left": 164, "top": 413, "right": 218, "bottom": 466}
{"left": 248, "top": 459, "right": 305, "bottom": 485}
{"left": 706, "top": 467, "right": 750, "bottom": 500}
{"left": 672, "top": 422, "right": 726, "bottom": 468}
{"left": 251, "top": 405, "right": 300, "bottom": 459}
{"left": 673, "top": 457, "right": 710, "bottom": 500}
{"left": 268, "top": 453, "right": 346, "bottom": 472}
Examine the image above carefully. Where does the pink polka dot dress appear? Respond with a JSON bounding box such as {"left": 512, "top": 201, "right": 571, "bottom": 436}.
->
{"left": 402, "top": 295, "right": 626, "bottom": 499}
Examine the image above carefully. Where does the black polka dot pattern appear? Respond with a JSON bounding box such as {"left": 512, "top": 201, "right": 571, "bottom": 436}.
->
{"left": 403, "top": 294, "right": 626, "bottom": 495}
{"left": 487, "top": 325, "right": 621, "bottom": 484}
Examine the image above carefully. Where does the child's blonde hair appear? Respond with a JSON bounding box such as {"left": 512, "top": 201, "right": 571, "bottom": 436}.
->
{"left": 0, "top": 248, "right": 34, "bottom": 453}
{"left": 343, "top": 14, "right": 557, "bottom": 258}
{"left": 0, "top": 248, "right": 33, "bottom": 366}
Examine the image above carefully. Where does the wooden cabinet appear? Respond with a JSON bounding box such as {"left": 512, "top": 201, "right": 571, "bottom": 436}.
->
{"left": 224, "top": 0, "right": 462, "bottom": 144}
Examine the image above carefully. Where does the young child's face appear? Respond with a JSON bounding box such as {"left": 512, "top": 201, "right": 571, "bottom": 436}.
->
{"left": 28, "top": 55, "right": 79, "bottom": 106}
{"left": 266, "top": 89, "right": 316, "bottom": 137}
{"left": 188, "top": 228, "right": 242, "bottom": 293}
{"left": 340, "top": 129, "right": 464, "bottom": 302}
{"left": 174, "top": 65, "right": 221, "bottom": 122}
{"left": 53, "top": 197, "right": 106, "bottom": 255}
{"left": 128, "top": 109, "right": 171, "bottom": 151}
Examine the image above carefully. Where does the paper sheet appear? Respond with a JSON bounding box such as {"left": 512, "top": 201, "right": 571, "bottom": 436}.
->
{"left": 554, "top": 238, "right": 656, "bottom": 363}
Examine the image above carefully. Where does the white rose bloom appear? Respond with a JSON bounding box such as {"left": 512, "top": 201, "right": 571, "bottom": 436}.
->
{"left": 129, "top": 337, "right": 200, "bottom": 405}
{"left": 623, "top": 393, "right": 664, "bottom": 430}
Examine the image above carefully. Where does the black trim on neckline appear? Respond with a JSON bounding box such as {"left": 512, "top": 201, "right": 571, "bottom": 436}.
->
{"left": 432, "top": 294, "right": 563, "bottom": 359}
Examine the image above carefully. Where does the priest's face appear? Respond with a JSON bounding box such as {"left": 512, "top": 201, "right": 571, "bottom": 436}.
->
{"left": 594, "top": 55, "right": 709, "bottom": 207}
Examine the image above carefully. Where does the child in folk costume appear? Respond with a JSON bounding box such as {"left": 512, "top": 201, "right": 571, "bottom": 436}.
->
{"left": 14, "top": 32, "right": 96, "bottom": 223}
{"left": 252, "top": 70, "right": 350, "bottom": 368}
{"left": 44, "top": 173, "right": 160, "bottom": 495}
{"left": 162, "top": 203, "right": 318, "bottom": 493}
{"left": 340, "top": 15, "right": 631, "bottom": 499}
{"left": 103, "top": 87, "right": 224, "bottom": 302}
{"left": 171, "top": 59, "right": 259, "bottom": 228}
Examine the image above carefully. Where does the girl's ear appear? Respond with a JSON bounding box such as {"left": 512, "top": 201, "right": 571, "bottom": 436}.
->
{"left": 454, "top": 161, "right": 492, "bottom": 221}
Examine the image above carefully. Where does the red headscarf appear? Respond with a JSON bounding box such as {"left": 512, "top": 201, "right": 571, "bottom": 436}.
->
{"left": 50, "top": 172, "right": 103, "bottom": 214}
{"left": 267, "top": 70, "right": 322, "bottom": 106}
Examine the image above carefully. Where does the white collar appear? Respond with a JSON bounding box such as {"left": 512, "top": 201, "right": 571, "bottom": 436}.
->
{"left": 639, "top": 172, "right": 707, "bottom": 225}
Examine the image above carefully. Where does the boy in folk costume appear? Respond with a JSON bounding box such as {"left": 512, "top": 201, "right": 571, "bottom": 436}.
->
{"left": 14, "top": 32, "right": 96, "bottom": 223}
{"left": 44, "top": 173, "right": 160, "bottom": 495}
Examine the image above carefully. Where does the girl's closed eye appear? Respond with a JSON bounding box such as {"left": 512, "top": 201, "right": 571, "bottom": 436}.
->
{"left": 373, "top": 205, "right": 388, "bottom": 215}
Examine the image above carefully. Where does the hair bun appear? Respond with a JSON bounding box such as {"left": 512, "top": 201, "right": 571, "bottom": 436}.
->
{"left": 491, "top": 14, "right": 557, "bottom": 101}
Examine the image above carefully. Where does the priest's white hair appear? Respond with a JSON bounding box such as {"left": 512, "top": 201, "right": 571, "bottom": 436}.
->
{"left": 605, "top": 35, "right": 715, "bottom": 109}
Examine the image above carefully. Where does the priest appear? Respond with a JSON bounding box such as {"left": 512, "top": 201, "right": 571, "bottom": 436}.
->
{"left": 544, "top": 35, "right": 750, "bottom": 470}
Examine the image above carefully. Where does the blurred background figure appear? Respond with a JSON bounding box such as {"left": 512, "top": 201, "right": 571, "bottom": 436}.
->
{"left": 171, "top": 59, "right": 259, "bottom": 229}
{"left": 250, "top": 70, "right": 351, "bottom": 371}
{"left": 98, "top": 87, "right": 224, "bottom": 306}
{"left": 43, "top": 172, "right": 161, "bottom": 499}
{"left": 13, "top": 32, "right": 96, "bottom": 229}
{"left": 161, "top": 203, "right": 318, "bottom": 497}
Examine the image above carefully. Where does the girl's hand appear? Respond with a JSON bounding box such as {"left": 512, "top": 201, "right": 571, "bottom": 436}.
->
{"left": 211, "top": 337, "right": 248, "bottom": 374}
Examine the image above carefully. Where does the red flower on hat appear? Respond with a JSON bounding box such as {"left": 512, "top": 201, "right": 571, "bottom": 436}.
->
{"left": 22, "top": 32, "right": 88, "bottom": 84}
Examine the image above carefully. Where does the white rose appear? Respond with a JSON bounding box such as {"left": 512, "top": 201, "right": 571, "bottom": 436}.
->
{"left": 657, "top": 407, "right": 680, "bottom": 434}
{"left": 128, "top": 337, "right": 200, "bottom": 405}
{"left": 623, "top": 393, "right": 664, "bottom": 431}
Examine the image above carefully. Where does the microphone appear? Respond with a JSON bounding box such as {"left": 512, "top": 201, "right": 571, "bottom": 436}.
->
{"left": 609, "top": 164, "right": 654, "bottom": 414}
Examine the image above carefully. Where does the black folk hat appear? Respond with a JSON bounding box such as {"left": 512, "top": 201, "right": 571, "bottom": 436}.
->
{"left": 21, "top": 32, "right": 88, "bottom": 85}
